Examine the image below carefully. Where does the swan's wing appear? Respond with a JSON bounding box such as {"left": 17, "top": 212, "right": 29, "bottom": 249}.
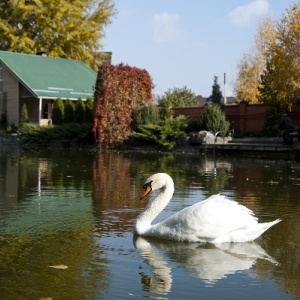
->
{"left": 158, "top": 194, "right": 258, "bottom": 241}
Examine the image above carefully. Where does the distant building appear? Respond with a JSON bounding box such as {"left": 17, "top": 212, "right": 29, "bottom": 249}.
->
{"left": 0, "top": 51, "right": 97, "bottom": 126}
{"left": 221, "top": 97, "right": 236, "bottom": 105}
{"left": 196, "top": 95, "right": 207, "bottom": 107}
{"left": 197, "top": 95, "right": 236, "bottom": 107}
{"left": 99, "top": 52, "right": 112, "bottom": 65}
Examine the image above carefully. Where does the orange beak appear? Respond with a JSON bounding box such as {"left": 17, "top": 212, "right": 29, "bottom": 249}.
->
{"left": 140, "top": 184, "right": 152, "bottom": 200}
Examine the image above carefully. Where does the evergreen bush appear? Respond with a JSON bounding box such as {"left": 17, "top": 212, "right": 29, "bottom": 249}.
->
{"left": 85, "top": 97, "right": 94, "bottom": 123}
{"left": 21, "top": 123, "right": 94, "bottom": 146}
{"left": 75, "top": 98, "right": 85, "bottom": 123}
{"left": 132, "top": 115, "right": 187, "bottom": 149}
{"left": 200, "top": 103, "right": 229, "bottom": 136}
{"left": 52, "top": 98, "right": 64, "bottom": 125}
{"left": 132, "top": 103, "right": 160, "bottom": 129}
{"left": 64, "top": 99, "right": 75, "bottom": 123}
{"left": 18, "top": 123, "right": 40, "bottom": 134}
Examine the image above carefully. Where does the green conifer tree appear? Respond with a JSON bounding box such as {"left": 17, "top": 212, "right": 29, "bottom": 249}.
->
{"left": 75, "top": 98, "right": 85, "bottom": 123}
{"left": 64, "top": 99, "right": 75, "bottom": 123}
{"left": 208, "top": 76, "right": 223, "bottom": 105}
{"left": 85, "top": 97, "right": 94, "bottom": 123}
{"left": 52, "top": 98, "right": 64, "bottom": 125}
{"left": 200, "top": 103, "right": 229, "bottom": 136}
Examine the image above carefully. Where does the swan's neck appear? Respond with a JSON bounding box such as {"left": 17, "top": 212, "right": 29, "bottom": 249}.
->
{"left": 134, "top": 180, "right": 174, "bottom": 235}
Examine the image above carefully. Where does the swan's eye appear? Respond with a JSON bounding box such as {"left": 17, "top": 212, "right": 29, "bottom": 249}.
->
{"left": 140, "top": 181, "right": 153, "bottom": 200}
{"left": 143, "top": 181, "right": 152, "bottom": 190}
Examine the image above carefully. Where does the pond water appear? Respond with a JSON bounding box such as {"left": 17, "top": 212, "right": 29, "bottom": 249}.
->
{"left": 0, "top": 146, "right": 299, "bottom": 300}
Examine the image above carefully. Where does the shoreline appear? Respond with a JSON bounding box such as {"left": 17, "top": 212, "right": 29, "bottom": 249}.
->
{"left": 1, "top": 133, "right": 299, "bottom": 160}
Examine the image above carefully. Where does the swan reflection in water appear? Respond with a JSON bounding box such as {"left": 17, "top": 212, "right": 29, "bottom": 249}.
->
{"left": 134, "top": 236, "right": 277, "bottom": 294}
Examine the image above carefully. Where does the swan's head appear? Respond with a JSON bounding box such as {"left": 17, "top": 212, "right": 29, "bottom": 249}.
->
{"left": 140, "top": 173, "right": 173, "bottom": 199}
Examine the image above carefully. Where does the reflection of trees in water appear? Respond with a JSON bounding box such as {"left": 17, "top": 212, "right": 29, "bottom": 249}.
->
{"left": 256, "top": 218, "right": 300, "bottom": 298}
{"left": 202, "top": 168, "right": 229, "bottom": 196}
{"left": 0, "top": 148, "right": 20, "bottom": 213}
{"left": 227, "top": 159, "right": 300, "bottom": 206}
{"left": 0, "top": 149, "right": 109, "bottom": 299}
{"left": 15, "top": 150, "right": 94, "bottom": 200}
{"left": 271, "top": 218, "right": 300, "bottom": 297}
{"left": 258, "top": 205, "right": 300, "bottom": 298}
{"left": 168, "top": 155, "right": 231, "bottom": 200}
{"left": 92, "top": 152, "right": 135, "bottom": 210}
{"left": 92, "top": 152, "right": 139, "bottom": 234}
{"left": 126, "top": 152, "right": 231, "bottom": 198}
{"left": 226, "top": 159, "right": 300, "bottom": 298}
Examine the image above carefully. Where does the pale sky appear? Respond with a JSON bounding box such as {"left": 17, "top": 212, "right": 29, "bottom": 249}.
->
{"left": 103, "top": 0, "right": 294, "bottom": 97}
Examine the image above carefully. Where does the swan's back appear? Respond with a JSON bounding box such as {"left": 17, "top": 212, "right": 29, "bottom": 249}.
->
{"left": 149, "top": 194, "right": 281, "bottom": 243}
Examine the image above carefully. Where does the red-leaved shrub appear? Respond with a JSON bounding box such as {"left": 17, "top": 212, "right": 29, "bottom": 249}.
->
{"left": 93, "top": 64, "right": 154, "bottom": 148}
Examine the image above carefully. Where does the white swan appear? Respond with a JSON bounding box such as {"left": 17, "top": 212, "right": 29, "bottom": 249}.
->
{"left": 133, "top": 173, "right": 281, "bottom": 243}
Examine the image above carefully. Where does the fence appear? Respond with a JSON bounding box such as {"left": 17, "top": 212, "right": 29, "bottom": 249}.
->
{"left": 173, "top": 102, "right": 300, "bottom": 134}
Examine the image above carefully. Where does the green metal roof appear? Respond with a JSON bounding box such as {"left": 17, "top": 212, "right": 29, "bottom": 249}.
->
{"left": 0, "top": 50, "right": 97, "bottom": 100}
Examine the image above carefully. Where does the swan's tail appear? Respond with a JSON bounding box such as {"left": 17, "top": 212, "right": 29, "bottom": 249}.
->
{"left": 251, "top": 218, "right": 282, "bottom": 240}
{"left": 214, "top": 218, "right": 281, "bottom": 243}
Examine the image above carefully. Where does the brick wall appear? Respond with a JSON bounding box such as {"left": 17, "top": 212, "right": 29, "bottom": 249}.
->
{"left": 224, "top": 102, "right": 270, "bottom": 133}
{"left": 173, "top": 102, "right": 300, "bottom": 133}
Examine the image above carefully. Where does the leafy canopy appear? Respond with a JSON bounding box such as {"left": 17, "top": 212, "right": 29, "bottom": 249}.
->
{"left": 158, "top": 86, "right": 198, "bottom": 119}
{"left": 0, "top": 0, "right": 115, "bottom": 70}
{"left": 259, "top": 3, "right": 300, "bottom": 111}
{"left": 234, "top": 18, "right": 276, "bottom": 104}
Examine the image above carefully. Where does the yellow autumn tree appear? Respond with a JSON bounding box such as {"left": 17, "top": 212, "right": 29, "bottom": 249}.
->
{"left": 260, "top": 3, "right": 300, "bottom": 111}
{"left": 234, "top": 17, "right": 276, "bottom": 103}
{"left": 0, "top": 0, "right": 115, "bottom": 70}
{"left": 234, "top": 51, "right": 261, "bottom": 103}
